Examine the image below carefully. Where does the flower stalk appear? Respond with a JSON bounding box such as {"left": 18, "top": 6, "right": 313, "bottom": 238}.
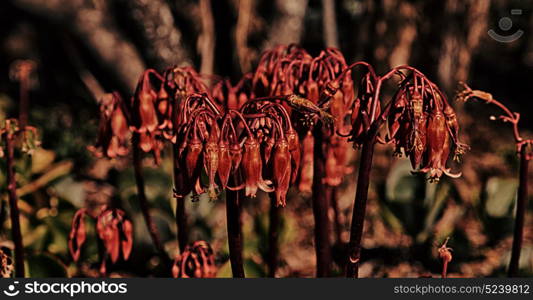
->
{"left": 5, "top": 131, "right": 24, "bottom": 277}
{"left": 456, "top": 83, "right": 531, "bottom": 277}
{"left": 312, "top": 128, "right": 332, "bottom": 277}
{"left": 267, "top": 192, "right": 281, "bottom": 277}
{"left": 509, "top": 144, "right": 529, "bottom": 277}
{"left": 343, "top": 66, "right": 465, "bottom": 277}
{"left": 345, "top": 134, "right": 376, "bottom": 277}
{"left": 226, "top": 174, "right": 245, "bottom": 278}
{"left": 132, "top": 133, "right": 165, "bottom": 257}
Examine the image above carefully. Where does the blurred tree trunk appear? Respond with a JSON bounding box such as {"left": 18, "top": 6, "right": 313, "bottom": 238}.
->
{"left": 235, "top": 0, "right": 254, "bottom": 73}
{"left": 11, "top": 0, "right": 146, "bottom": 91}
{"left": 321, "top": 0, "right": 339, "bottom": 48}
{"left": 263, "top": 0, "right": 309, "bottom": 49}
{"left": 431, "top": 0, "right": 490, "bottom": 91}
{"left": 198, "top": 0, "right": 215, "bottom": 76}
{"left": 120, "top": 0, "right": 192, "bottom": 70}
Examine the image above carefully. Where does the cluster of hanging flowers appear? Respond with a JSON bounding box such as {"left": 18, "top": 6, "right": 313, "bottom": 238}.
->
{"left": 385, "top": 72, "right": 467, "bottom": 181}
{"left": 250, "top": 45, "right": 355, "bottom": 192}
{"left": 336, "top": 65, "right": 468, "bottom": 182}
{"left": 171, "top": 241, "right": 216, "bottom": 278}
{"left": 68, "top": 206, "right": 133, "bottom": 275}
{"left": 89, "top": 45, "right": 352, "bottom": 207}
{"left": 80, "top": 44, "right": 467, "bottom": 275}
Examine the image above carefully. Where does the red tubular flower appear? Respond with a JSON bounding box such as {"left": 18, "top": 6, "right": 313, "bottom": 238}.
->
{"left": 69, "top": 205, "right": 133, "bottom": 270}
{"left": 217, "top": 137, "right": 232, "bottom": 190}
{"left": 272, "top": 137, "right": 291, "bottom": 207}
{"left": 185, "top": 131, "right": 203, "bottom": 180}
{"left": 349, "top": 74, "right": 375, "bottom": 148}
{"left": 96, "top": 207, "right": 133, "bottom": 263}
{"left": 68, "top": 209, "right": 87, "bottom": 262}
{"left": 156, "top": 81, "right": 173, "bottom": 136}
{"left": 325, "top": 99, "right": 353, "bottom": 186}
{"left": 443, "top": 101, "right": 469, "bottom": 161}
{"left": 330, "top": 90, "right": 346, "bottom": 131}
{"left": 242, "top": 137, "right": 273, "bottom": 197}
{"left": 229, "top": 141, "right": 243, "bottom": 173}
{"left": 420, "top": 109, "right": 460, "bottom": 181}
{"left": 121, "top": 218, "right": 133, "bottom": 260}
{"left": 407, "top": 91, "right": 428, "bottom": 169}
{"left": 131, "top": 70, "right": 160, "bottom": 134}
{"left": 90, "top": 93, "right": 130, "bottom": 158}
{"left": 298, "top": 131, "right": 314, "bottom": 193}
{"left": 286, "top": 128, "right": 300, "bottom": 184}
{"left": 204, "top": 123, "right": 220, "bottom": 200}
{"left": 263, "top": 134, "right": 276, "bottom": 163}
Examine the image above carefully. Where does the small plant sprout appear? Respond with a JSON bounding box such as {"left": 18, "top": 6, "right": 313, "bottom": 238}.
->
{"left": 438, "top": 237, "right": 453, "bottom": 278}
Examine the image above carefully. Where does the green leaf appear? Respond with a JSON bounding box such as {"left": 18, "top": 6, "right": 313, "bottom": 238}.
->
{"left": 385, "top": 159, "right": 425, "bottom": 204}
{"left": 485, "top": 177, "right": 518, "bottom": 218}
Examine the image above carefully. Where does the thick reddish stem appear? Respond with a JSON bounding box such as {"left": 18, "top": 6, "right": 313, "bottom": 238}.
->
{"left": 5, "top": 133, "right": 25, "bottom": 277}
{"left": 132, "top": 133, "right": 165, "bottom": 256}
{"left": 312, "top": 128, "right": 332, "bottom": 277}
{"left": 442, "top": 261, "right": 448, "bottom": 278}
{"left": 172, "top": 144, "right": 188, "bottom": 253}
{"left": 267, "top": 193, "right": 281, "bottom": 277}
{"left": 345, "top": 134, "right": 376, "bottom": 277}
{"left": 226, "top": 174, "right": 245, "bottom": 278}
{"left": 508, "top": 144, "right": 529, "bottom": 277}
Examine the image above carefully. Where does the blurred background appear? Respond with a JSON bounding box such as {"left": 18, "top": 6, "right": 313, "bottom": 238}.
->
{"left": 0, "top": 0, "right": 532, "bottom": 277}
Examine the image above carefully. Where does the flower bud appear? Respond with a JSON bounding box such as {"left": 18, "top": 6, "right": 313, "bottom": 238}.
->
{"left": 242, "top": 138, "right": 273, "bottom": 197}
{"left": 218, "top": 139, "right": 232, "bottom": 190}
{"left": 186, "top": 134, "right": 203, "bottom": 179}
{"left": 68, "top": 209, "right": 87, "bottom": 262}
{"left": 298, "top": 131, "right": 314, "bottom": 193}
{"left": 286, "top": 129, "right": 300, "bottom": 184}
{"left": 273, "top": 138, "right": 291, "bottom": 207}
{"left": 204, "top": 125, "right": 220, "bottom": 200}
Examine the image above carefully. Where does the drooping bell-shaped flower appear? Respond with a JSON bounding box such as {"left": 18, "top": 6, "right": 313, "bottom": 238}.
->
{"left": 131, "top": 70, "right": 160, "bottom": 134}
{"left": 272, "top": 137, "right": 291, "bottom": 207}
{"left": 217, "top": 138, "right": 232, "bottom": 190}
{"left": 91, "top": 93, "right": 130, "bottom": 158}
{"left": 419, "top": 109, "right": 460, "bottom": 181}
{"left": 204, "top": 123, "right": 220, "bottom": 200}
{"left": 185, "top": 130, "right": 204, "bottom": 180}
{"left": 286, "top": 128, "right": 300, "bottom": 184}
{"left": 242, "top": 137, "right": 273, "bottom": 197}
{"left": 68, "top": 209, "right": 87, "bottom": 262}
{"left": 96, "top": 207, "right": 133, "bottom": 263}
{"left": 298, "top": 131, "right": 314, "bottom": 193}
